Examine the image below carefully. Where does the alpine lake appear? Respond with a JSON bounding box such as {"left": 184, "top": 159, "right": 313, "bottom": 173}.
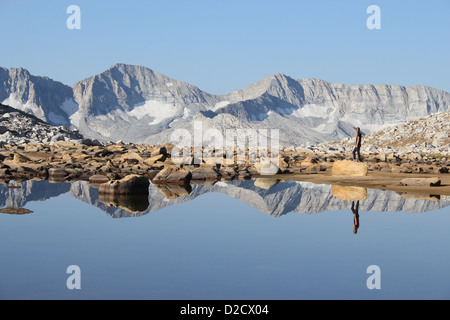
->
{"left": 1, "top": 172, "right": 450, "bottom": 301}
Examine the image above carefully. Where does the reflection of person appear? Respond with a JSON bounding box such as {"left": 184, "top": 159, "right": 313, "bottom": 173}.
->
{"left": 352, "top": 200, "right": 360, "bottom": 234}
{"left": 352, "top": 127, "right": 362, "bottom": 162}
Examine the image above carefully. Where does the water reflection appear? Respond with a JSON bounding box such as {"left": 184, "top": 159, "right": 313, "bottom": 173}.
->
{"left": 330, "top": 185, "right": 366, "bottom": 234}
{"left": 98, "top": 193, "right": 150, "bottom": 213}
{"left": 0, "top": 178, "right": 449, "bottom": 219}
{"left": 352, "top": 200, "right": 360, "bottom": 234}
{"left": 331, "top": 185, "right": 367, "bottom": 201}
{"left": 155, "top": 183, "right": 192, "bottom": 199}
{"left": 253, "top": 178, "right": 280, "bottom": 190}
{"left": 397, "top": 192, "right": 441, "bottom": 202}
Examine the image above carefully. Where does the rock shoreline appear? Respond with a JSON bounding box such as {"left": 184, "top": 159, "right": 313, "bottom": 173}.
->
{"left": 0, "top": 140, "right": 449, "bottom": 190}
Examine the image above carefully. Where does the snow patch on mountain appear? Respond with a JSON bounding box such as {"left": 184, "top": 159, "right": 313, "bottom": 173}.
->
{"left": 129, "top": 100, "right": 179, "bottom": 125}
{"left": 292, "top": 104, "right": 332, "bottom": 119}
{"left": 2, "top": 93, "right": 45, "bottom": 120}
{"left": 93, "top": 100, "right": 181, "bottom": 126}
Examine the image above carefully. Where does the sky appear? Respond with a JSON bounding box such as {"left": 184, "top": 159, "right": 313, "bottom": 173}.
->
{"left": 0, "top": 0, "right": 449, "bottom": 94}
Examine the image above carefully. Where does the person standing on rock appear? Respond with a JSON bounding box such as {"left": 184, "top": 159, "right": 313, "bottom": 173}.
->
{"left": 352, "top": 127, "right": 362, "bottom": 162}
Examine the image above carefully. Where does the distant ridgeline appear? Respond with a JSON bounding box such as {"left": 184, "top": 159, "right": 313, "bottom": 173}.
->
{"left": 1, "top": 64, "right": 449, "bottom": 146}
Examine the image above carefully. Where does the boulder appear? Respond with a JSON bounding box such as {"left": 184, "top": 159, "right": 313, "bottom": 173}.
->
{"left": 62, "top": 154, "right": 74, "bottom": 163}
{"left": 151, "top": 146, "right": 167, "bottom": 157}
{"left": 162, "top": 142, "right": 175, "bottom": 154}
{"left": 13, "top": 153, "right": 31, "bottom": 163}
{"left": 303, "top": 163, "right": 329, "bottom": 173}
{"left": 254, "top": 159, "right": 281, "bottom": 175}
{"left": 23, "top": 152, "right": 53, "bottom": 162}
{"left": 435, "top": 167, "right": 449, "bottom": 174}
{"left": 201, "top": 156, "right": 224, "bottom": 166}
{"left": 99, "top": 160, "right": 117, "bottom": 173}
{"left": 300, "top": 157, "right": 317, "bottom": 166}
{"left": 398, "top": 177, "right": 441, "bottom": 187}
{"left": 190, "top": 165, "right": 221, "bottom": 181}
{"left": 50, "top": 141, "right": 81, "bottom": 150}
{"left": 120, "top": 151, "right": 144, "bottom": 163}
{"left": 98, "top": 174, "right": 150, "bottom": 195}
{"left": 219, "top": 167, "right": 237, "bottom": 180}
{"left": 391, "top": 166, "right": 412, "bottom": 173}
{"left": 81, "top": 138, "right": 102, "bottom": 146}
{"left": 143, "top": 153, "right": 166, "bottom": 165}
{"left": 331, "top": 160, "right": 368, "bottom": 176}
{"left": 152, "top": 165, "right": 191, "bottom": 184}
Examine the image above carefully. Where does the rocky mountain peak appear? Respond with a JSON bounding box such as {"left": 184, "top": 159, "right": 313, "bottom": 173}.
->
{"left": 8, "top": 67, "right": 32, "bottom": 79}
{"left": 1, "top": 64, "right": 449, "bottom": 146}
{"left": 0, "top": 67, "right": 75, "bottom": 126}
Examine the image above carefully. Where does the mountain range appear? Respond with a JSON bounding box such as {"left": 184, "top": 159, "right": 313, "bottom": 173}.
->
{"left": 1, "top": 63, "right": 449, "bottom": 146}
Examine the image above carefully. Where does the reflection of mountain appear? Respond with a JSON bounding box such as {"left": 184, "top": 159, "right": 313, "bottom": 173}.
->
{"left": 0, "top": 180, "right": 71, "bottom": 208}
{"left": 1, "top": 179, "right": 449, "bottom": 218}
{"left": 142, "top": 180, "right": 449, "bottom": 218}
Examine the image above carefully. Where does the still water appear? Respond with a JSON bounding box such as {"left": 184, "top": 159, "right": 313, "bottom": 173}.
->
{"left": 0, "top": 179, "right": 449, "bottom": 300}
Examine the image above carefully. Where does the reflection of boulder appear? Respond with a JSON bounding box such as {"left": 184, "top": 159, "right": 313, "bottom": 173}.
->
{"left": 331, "top": 185, "right": 367, "bottom": 201}
{"left": 332, "top": 160, "right": 368, "bottom": 176}
{"left": 253, "top": 178, "right": 280, "bottom": 190}
{"left": 0, "top": 207, "right": 33, "bottom": 215}
{"left": 98, "top": 193, "right": 149, "bottom": 213}
{"left": 48, "top": 168, "right": 68, "bottom": 179}
{"left": 48, "top": 175, "right": 67, "bottom": 183}
{"left": 190, "top": 179, "right": 217, "bottom": 186}
{"left": 48, "top": 177, "right": 67, "bottom": 184}
{"left": 155, "top": 183, "right": 192, "bottom": 199}
{"left": 398, "top": 192, "right": 440, "bottom": 202}
{"left": 89, "top": 175, "right": 110, "bottom": 189}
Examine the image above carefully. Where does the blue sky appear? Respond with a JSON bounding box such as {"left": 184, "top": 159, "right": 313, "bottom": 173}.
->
{"left": 0, "top": 0, "right": 448, "bottom": 93}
